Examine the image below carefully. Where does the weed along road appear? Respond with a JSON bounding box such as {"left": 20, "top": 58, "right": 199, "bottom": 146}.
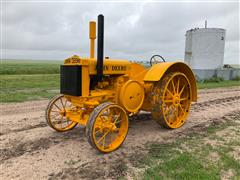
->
{"left": 0, "top": 86, "right": 240, "bottom": 179}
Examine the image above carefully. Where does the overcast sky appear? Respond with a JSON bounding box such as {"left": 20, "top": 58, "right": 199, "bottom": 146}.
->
{"left": 1, "top": 1, "right": 239, "bottom": 64}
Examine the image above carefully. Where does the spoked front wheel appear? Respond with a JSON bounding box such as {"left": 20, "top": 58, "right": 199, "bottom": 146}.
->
{"left": 152, "top": 72, "right": 192, "bottom": 129}
{"left": 86, "top": 102, "right": 129, "bottom": 153}
{"left": 45, "top": 95, "right": 78, "bottom": 132}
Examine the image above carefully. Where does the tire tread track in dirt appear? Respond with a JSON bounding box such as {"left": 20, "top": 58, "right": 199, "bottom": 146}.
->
{"left": 0, "top": 121, "right": 47, "bottom": 136}
{"left": 0, "top": 128, "right": 86, "bottom": 162}
{"left": 0, "top": 86, "right": 240, "bottom": 179}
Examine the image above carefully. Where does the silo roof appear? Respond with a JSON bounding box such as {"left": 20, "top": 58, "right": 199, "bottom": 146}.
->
{"left": 186, "top": 28, "right": 225, "bottom": 33}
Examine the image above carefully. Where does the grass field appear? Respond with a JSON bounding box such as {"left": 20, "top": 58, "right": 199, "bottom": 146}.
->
{"left": 0, "top": 74, "right": 59, "bottom": 102}
{"left": 0, "top": 60, "right": 239, "bottom": 103}
{"left": 0, "top": 59, "right": 61, "bottom": 75}
{"left": 0, "top": 60, "right": 61, "bottom": 102}
{"left": 197, "top": 80, "right": 240, "bottom": 89}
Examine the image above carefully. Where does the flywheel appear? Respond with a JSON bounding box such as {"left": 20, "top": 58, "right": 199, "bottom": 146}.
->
{"left": 119, "top": 80, "right": 145, "bottom": 113}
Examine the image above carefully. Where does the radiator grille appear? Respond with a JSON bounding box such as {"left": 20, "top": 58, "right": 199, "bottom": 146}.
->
{"left": 60, "top": 65, "right": 82, "bottom": 96}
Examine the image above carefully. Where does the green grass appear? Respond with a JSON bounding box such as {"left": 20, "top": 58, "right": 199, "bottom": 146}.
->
{"left": 143, "top": 153, "right": 219, "bottom": 180}
{"left": 130, "top": 116, "right": 240, "bottom": 180}
{"left": 0, "top": 59, "right": 61, "bottom": 75}
{"left": 197, "top": 80, "right": 240, "bottom": 89}
{"left": 0, "top": 60, "right": 61, "bottom": 102}
{"left": 0, "top": 74, "right": 59, "bottom": 102}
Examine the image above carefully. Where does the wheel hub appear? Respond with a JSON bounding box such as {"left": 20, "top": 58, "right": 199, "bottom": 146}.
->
{"left": 103, "top": 122, "right": 117, "bottom": 132}
{"left": 60, "top": 110, "right": 66, "bottom": 117}
{"left": 96, "top": 121, "right": 117, "bottom": 132}
{"left": 173, "top": 94, "right": 180, "bottom": 106}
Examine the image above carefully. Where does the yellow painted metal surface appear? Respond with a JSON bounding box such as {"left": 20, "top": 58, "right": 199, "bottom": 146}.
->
{"left": 119, "top": 80, "right": 145, "bottom": 112}
{"left": 64, "top": 55, "right": 131, "bottom": 75}
{"left": 89, "top": 21, "right": 96, "bottom": 39}
{"left": 88, "top": 59, "right": 131, "bottom": 75}
{"left": 89, "top": 21, "right": 96, "bottom": 58}
{"left": 65, "top": 89, "right": 114, "bottom": 107}
{"left": 65, "top": 110, "right": 89, "bottom": 126}
{"left": 144, "top": 62, "right": 197, "bottom": 102}
{"left": 144, "top": 62, "right": 174, "bottom": 81}
{"left": 81, "top": 65, "right": 90, "bottom": 96}
{"left": 127, "top": 63, "right": 147, "bottom": 82}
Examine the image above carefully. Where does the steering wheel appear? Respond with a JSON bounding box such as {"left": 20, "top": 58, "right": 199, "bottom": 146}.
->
{"left": 150, "top": 55, "right": 165, "bottom": 66}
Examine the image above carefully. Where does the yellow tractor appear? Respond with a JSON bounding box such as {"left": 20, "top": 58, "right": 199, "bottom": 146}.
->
{"left": 46, "top": 15, "right": 197, "bottom": 153}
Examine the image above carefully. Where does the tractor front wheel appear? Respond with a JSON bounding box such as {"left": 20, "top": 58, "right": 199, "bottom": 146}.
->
{"left": 152, "top": 72, "right": 192, "bottom": 129}
{"left": 45, "top": 95, "right": 78, "bottom": 132}
{"left": 86, "top": 102, "right": 129, "bottom": 153}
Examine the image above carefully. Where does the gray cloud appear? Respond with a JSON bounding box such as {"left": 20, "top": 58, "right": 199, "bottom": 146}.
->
{"left": 2, "top": 1, "right": 239, "bottom": 64}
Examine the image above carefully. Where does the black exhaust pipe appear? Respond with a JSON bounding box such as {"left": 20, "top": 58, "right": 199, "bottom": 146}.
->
{"left": 97, "top": 14, "right": 104, "bottom": 81}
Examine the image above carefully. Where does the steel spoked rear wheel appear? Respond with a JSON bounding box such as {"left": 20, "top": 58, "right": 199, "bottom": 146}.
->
{"left": 45, "top": 95, "right": 78, "bottom": 132}
{"left": 152, "top": 72, "right": 192, "bottom": 129}
{"left": 86, "top": 102, "right": 129, "bottom": 153}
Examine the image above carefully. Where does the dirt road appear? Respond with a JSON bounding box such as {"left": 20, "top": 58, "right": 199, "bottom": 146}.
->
{"left": 1, "top": 86, "right": 240, "bottom": 179}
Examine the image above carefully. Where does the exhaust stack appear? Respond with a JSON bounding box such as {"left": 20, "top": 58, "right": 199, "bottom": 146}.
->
{"left": 97, "top": 14, "right": 104, "bottom": 81}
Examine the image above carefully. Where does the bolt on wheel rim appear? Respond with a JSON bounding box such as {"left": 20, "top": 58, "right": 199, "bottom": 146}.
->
{"left": 92, "top": 105, "right": 128, "bottom": 152}
{"left": 162, "top": 73, "right": 191, "bottom": 128}
{"left": 47, "top": 95, "right": 77, "bottom": 131}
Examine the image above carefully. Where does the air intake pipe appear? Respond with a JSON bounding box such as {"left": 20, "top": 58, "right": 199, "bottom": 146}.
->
{"left": 97, "top": 14, "right": 104, "bottom": 81}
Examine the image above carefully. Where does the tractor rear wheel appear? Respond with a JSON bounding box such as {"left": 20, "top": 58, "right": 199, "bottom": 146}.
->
{"left": 45, "top": 95, "right": 78, "bottom": 132}
{"left": 152, "top": 72, "right": 192, "bottom": 129}
{"left": 86, "top": 102, "right": 129, "bottom": 153}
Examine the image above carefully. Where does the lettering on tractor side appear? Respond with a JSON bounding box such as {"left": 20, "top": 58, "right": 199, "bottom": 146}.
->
{"left": 45, "top": 15, "right": 197, "bottom": 153}
{"left": 112, "top": 65, "right": 127, "bottom": 71}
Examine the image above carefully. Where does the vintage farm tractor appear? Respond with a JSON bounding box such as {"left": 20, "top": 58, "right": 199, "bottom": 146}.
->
{"left": 46, "top": 15, "right": 197, "bottom": 153}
